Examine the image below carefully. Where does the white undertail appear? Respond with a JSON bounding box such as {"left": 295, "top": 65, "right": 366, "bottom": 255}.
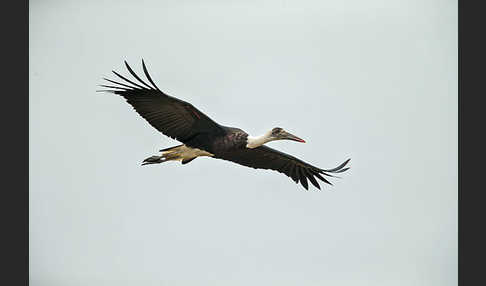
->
{"left": 142, "top": 144, "right": 214, "bottom": 165}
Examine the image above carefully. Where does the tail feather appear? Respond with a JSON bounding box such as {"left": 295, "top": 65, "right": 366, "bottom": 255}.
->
{"left": 159, "top": 144, "right": 183, "bottom": 152}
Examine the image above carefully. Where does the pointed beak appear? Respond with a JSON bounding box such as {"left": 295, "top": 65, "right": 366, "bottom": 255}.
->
{"left": 281, "top": 131, "right": 306, "bottom": 143}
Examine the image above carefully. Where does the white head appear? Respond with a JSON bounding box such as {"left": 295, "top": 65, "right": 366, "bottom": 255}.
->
{"left": 246, "top": 127, "right": 306, "bottom": 149}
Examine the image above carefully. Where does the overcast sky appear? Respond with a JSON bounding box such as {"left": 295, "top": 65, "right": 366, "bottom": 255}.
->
{"left": 30, "top": 1, "right": 457, "bottom": 285}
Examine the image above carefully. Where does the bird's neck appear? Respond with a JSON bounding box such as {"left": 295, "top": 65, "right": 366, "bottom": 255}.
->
{"left": 246, "top": 131, "right": 274, "bottom": 149}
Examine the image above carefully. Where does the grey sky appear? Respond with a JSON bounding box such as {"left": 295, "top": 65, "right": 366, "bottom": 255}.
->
{"left": 30, "top": 0, "right": 457, "bottom": 285}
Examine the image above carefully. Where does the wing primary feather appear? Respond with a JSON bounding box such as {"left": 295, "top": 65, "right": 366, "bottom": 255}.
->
{"left": 300, "top": 176, "right": 309, "bottom": 190}
{"left": 103, "top": 77, "right": 136, "bottom": 89}
{"left": 95, "top": 89, "right": 115, "bottom": 93}
{"left": 297, "top": 169, "right": 309, "bottom": 190}
{"left": 142, "top": 59, "right": 161, "bottom": 91}
{"left": 320, "top": 172, "right": 339, "bottom": 178}
{"left": 124, "top": 60, "right": 154, "bottom": 89}
{"left": 321, "top": 158, "right": 351, "bottom": 173}
{"left": 306, "top": 171, "right": 321, "bottom": 190}
{"left": 112, "top": 70, "right": 147, "bottom": 90}
{"left": 334, "top": 167, "right": 350, "bottom": 173}
{"left": 99, "top": 84, "right": 131, "bottom": 90}
{"left": 312, "top": 170, "right": 333, "bottom": 185}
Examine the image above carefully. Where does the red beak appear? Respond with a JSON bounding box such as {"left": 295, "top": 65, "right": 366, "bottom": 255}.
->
{"left": 283, "top": 131, "right": 306, "bottom": 143}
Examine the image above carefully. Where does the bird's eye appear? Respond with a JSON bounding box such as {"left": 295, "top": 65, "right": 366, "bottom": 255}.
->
{"left": 272, "top": 127, "right": 282, "bottom": 135}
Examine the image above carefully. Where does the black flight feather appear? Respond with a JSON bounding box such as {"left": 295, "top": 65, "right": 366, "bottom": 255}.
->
{"left": 124, "top": 60, "right": 154, "bottom": 90}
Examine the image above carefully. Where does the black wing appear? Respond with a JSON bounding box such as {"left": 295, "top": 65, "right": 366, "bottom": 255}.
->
{"left": 98, "top": 60, "right": 226, "bottom": 145}
{"left": 218, "top": 146, "right": 350, "bottom": 190}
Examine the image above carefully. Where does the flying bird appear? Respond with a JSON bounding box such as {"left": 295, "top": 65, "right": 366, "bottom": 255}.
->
{"left": 98, "top": 60, "right": 350, "bottom": 190}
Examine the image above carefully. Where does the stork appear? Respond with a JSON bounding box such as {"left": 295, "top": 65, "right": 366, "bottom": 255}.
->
{"left": 98, "top": 60, "right": 350, "bottom": 190}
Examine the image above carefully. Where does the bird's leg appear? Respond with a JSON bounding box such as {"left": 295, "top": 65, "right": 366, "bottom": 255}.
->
{"left": 141, "top": 151, "right": 180, "bottom": 165}
{"left": 141, "top": 155, "right": 165, "bottom": 165}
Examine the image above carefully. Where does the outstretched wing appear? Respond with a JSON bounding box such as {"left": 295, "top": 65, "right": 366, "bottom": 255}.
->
{"left": 98, "top": 60, "right": 226, "bottom": 144}
{"left": 218, "top": 146, "right": 350, "bottom": 190}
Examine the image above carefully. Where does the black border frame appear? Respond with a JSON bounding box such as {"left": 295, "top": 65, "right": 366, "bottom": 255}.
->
{"left": 3, "top": 0, "right": 28, "bottom": 284}
{"left": 458, "top": 0, "right": 483, "bottom": 285}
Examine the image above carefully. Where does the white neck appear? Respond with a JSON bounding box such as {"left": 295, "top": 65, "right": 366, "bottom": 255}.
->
{"left": 246, "top": 131, "right": 274, "bottom": 148}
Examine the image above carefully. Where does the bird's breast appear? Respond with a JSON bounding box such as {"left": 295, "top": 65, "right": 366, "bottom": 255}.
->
{"left": 211, "top": 131, "right": 248, "bottom": 155}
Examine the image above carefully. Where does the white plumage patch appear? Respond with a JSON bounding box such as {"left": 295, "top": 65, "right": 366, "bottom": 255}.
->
{"left": 161, "top": 145, "right": 214, "bottom": 161}
{"left": 246, "top": 131, "right": 274, "bottom": 149}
